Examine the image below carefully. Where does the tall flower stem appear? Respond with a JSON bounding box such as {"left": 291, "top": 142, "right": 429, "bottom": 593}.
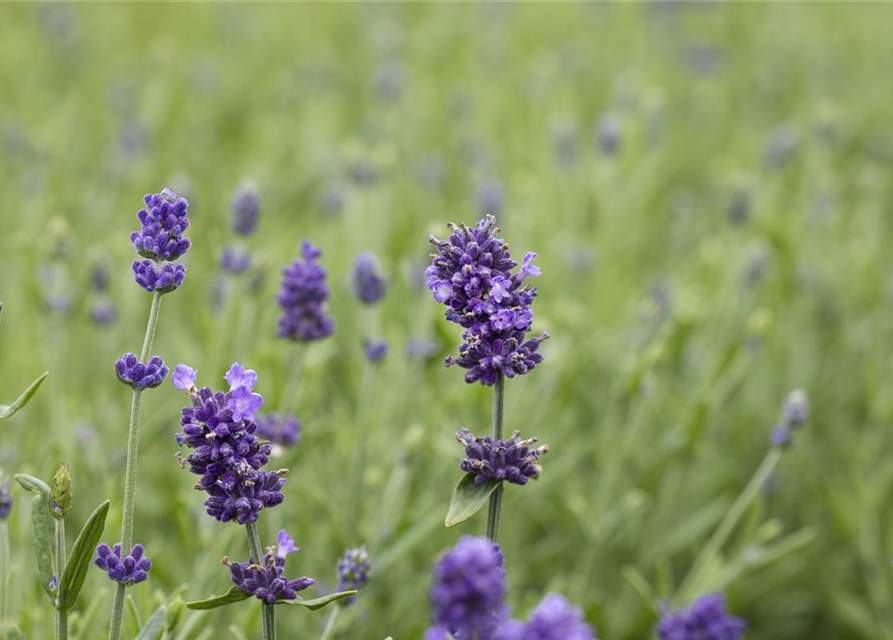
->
{"left": 108, "top": 290, "right": 163, "bottom": 640}
{"left": 246, "top": 521, "right": 275, "bottom": 640}
{"left": 278, "top": 344, "right": 308, "bottom": 418}
{"left": 485, "top": 375, "right": 506, "bottom": 542}
{"left": 678, "top": 446, "right": 782, "bottom": 602}
{"left": 318, "top": 605, "right": 340, "bottom": 640}
{"left": 55, "top": 518, "right": 67, "bottom": 640}
{"left": 0, "top": 520, "right": 8, "bottom": 624}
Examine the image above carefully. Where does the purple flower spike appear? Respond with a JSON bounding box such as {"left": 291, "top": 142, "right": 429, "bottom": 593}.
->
{"left": 130, "top": 188, "right": 191, "bottom": 262}
{"left": 352, "top": 252, "right": 387, "bottom": 305}
{"left": 770, "top": 389, "right": 809, "bottom": 448}
{"left": 276, "top": 240, "right": 334, "bottom": 342}
{"left": 94, "top": 543, "right": 152, "bottom": 586}
{"left": 224, "top": 363, "right": 258, "bottom": 392}
{"left": 657, "top": 593, "right": 746, "bottom": 640}
{"left": 220, "top": 247, "right": 253, "bottom": 274}
{"left": 508, "top": 593, "right": 597, "bottom": 640}
{"left": 228, "top": 385, "right": 264, "bottom": 422}
{"left": 225, "top": 534, "right": 313, "bottom": 604}
{"left": 456, "top": 428, "right": 548, "bottom": 486}
{"left": 337, "top": 546, "right": 371, "bottom": 605}
{"left": 132, "top": 260, "right": 186, "bottom": 294}
{"left": 0, "top": 481, "right": 13, "bottom": 520}
{"left": 429, "top": 536, "right": 506, "bottom": 640}
{"left": 172, "top": 363, "right": 198, "bottom": 392}
{"left": 115, "top": 353, "right": 169, "bottom": 390}
{"left": 255, "top": 413, "right": 301, "bottom": 447}
{"left": 364, "top": 338, "right": 389, "bottom": 363}
{"left": 231, "top": 181, "right": 260, "bottom": 237}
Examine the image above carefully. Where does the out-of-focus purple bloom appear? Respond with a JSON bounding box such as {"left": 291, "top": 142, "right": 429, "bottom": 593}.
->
{"left": 115, "top": 353, "right": 169, "bottom": 390}
{"left": 132, "top": 260, "right": 186, "bottom": 294}
{"left": 456, "top": 428, "right": 547, "bottom": 486}
{"left": 364, "top": 338, "right": 389, "bottom": 363}
{"left": 0, "top": 481, "right": 12, "bottom": 519}
{"left": 771, "top": 389, "right": 809, "bottom": 448}
{"left": 478, "top": 179, "right": 504, "bottom": 218}
{"left": 429, "top": 536, "right": 506, "bottom": 640}
{"left": 374, "top": 60, "right": 404, "bottom": 101}
{"left": 595, "top": 113, "right": 622, "bottom": 155}
{"left": 91, "top": 264, "right": 110, "bottom": 292}
{"left": 277, "top": 240, "right": 334, "bottom": 342}
{"left": 220, "top": 247, "right": 252, "bottom": 275}
{"left": 130, "top": 189, "right": 191, "bottom": 262}
{"left": 231, "top": 181, "right": 260, "bottom": 237}
{"left": 94, "top": 543, "right": 152, "bottom": 586}
{"left": 172, "top": 364, "right": 198, "bottom": 393}
{"left": 352, "top": 252, "right": 387, "bottom": 305}
{"left": 224, "top": 529, "right": 313, "bottom": 604}
{"left": 427, "top": 215, "right": 548, "bottom": 386}
{"left": 729, "top": 189, "right": 750, "bottom": 225}
{"left": 90, "top": 301, "right": 117, "bottom": 326}
{"left": 407, "top": 338, "right": 440, "bottom": 360}
{"left": 337, "top": 546, "right": 371, "bottom": 605}
{"left": 657, "top": 593, "right": 745, "bottom": 640}
{"left": 45, "top": 295, "right": 72, "bottom": 314}
{"left": 502, "top": 593, "right": 597, "bottom": 640}
{"left": 318, "top": 184, "right": 346, "bottom": 216}
{"left": 255, "top": 413, "right": 301, "bottom": 447}
{"left": 764, "top": 124, "right": 798, "bottom": 169}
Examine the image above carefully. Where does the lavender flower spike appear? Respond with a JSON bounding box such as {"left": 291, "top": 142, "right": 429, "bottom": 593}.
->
{"left": 337, "top": 546, "right": 371, "bottom": 604}
{"left": 224, "top": 529, "right": 313, "bottom": 604}
{"left": 499, "top": 593, "right": 597, "bottom": 640}
{"left": 0, "top": 480, "right": 12, "bottom": 519}
{"left": 770, "top": 389, "right": 810, "bottom": 448}
{"left": 352, "top": 252, "right": 387, "bottom": 305}
{"left": 115, "top": 353, "right": 169, "bottom": 390}
{"left": 277, "top": 240, "right": 334, "bottom": 342}
{"left": 657, "top": 593, "right": 745, "bottom": 640}
{"left": 364, "top": 338, "right": 389, "bottom": 363}
{"left": 231, "top": 180, "right": 260, "bottom": 237}
{"left": 130, "top": 188, "right": 191, "bottom": 262}
{"left": 94, "top": 543, "right": 152, "bottom": 586}
{"left": 428, "top": 536, "right": 506, "bottom": 640}
{"left": 457, "top": 428, "right": 548, "bottom": 486}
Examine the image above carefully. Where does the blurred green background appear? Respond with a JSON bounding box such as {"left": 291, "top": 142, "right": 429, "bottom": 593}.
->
{"left": 3, "top": 2, "right": 893, "bottom": 638}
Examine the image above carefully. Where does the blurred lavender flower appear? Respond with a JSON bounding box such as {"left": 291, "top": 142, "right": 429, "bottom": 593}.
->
{"left": 255, "top": 413, "right": 301, "bottom": 447}
{"left": 764, "top": 124, "right": 798, "bottom": 169}
{"left": 427, "top": 215, "right": 548, "bottom": 385}
{"left": 130, "top": 188, "right": 191, "bottom": 262}
{"left": 224, "top": 529, "right": 313, "bottom": 604}
{"left": 374, "top": 59, "right": 404, "bottom": 101}
{"left": 115, "top": 353, "right": 169, "bottom": 390}
{"left": 336, "top": 546, "right": 371, "bottom": 604}
{"left": 277, "top": 241, "right": 334, "bottom": 342}
{"left": 231, "top": 180, "right": 260, "bottom": 237}
{"left": 91, "top": 263, "right": 110, "bottom": 292}
{"left": 456, "top": 428, "right": 548, "bottom": 486}
{"left": 0, "top": 480, "right": 12, "bottom": 519}
{"left": 728, "top": 188, "right": 750, "bottom": 226}
{"left": 220, "top": 247, "right": 252, "bottom": 275}
{"left": 497, "top": 593, "right": 597, "bottom": 640}
{"left": 173, "top": 363, "right": 285, "bottom": 524}
{"left": 90, "top": 301, "right": 117, "bottom": 326}
{"left": 348, "top": 157, "right": 379, "bottom": 187}
{"left": 657, "top": 593, "right": 745, "bottom": 640}
{"left": 428, "top": 536, "right": 506, "bottom": 640}
{"left": 407, "top": 337, "right": 439, "bottom": 360}
{"left": 352, "top": 252, "right": 388, "bottom": 305}
{"left": 478, "top": 179, "right": 504, "bottom": 218}
{"left": 595, "top": 113, "right": 622, "bottom": 155}
{"left": 771, "top": 389, "right": 809, "bottom": 448}
{"left": 318, "top": 184, "right": 346, "bottom": 216}
{"left": 94, "top": 543, "right": 152, "bottom": 586}
{"left": 364, "top": 338, "right": 389, "bottom": 363}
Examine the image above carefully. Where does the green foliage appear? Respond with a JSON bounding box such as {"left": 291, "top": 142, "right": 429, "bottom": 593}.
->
{"left": 29, "top": 495, "right": 55, "bottom": 599}
{"left": 0, "top": 372, "right": 47, "bottom": 420}
{"left": 57, "top": 500, "right": 109, "bottom": 611}
{"left": 445, "top": 475, "right": 499, "bottom": 527}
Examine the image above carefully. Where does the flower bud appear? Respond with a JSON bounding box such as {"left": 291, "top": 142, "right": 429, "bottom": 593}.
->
{"left": 50, "top": 462, "right": 72, "bottom": 519}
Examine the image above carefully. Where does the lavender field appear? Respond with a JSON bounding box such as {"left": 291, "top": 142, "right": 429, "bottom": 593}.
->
{"left": 2, "top": 3, "right": 893, "bottom": 639}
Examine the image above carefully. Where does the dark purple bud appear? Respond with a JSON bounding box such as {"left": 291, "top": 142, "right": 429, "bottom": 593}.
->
{"left": 115, "top": 353, "right": 169, "bottom": 390}
{"left": 132, "top": 260, "right": 186, "bottom": 294}
{"left": 94, "top": 542, "right": 152, "bottom": 586}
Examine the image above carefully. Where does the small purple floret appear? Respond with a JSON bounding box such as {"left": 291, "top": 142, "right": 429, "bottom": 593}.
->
{"left": 115, "top": 353, "right": 169, "bottom": 390}
{"left": 94, "top": 543, "right": 152, "bottom": 586}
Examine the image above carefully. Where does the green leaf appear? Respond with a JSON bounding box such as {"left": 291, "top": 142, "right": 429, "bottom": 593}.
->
{"left": 444, "top": 475, "right": 499, "bottom": 527}
{"left": 134, "top": 604, "right": 167, "bottom": 640}
{"left": 0, "top": 372, "right": 48, "bottom": 420}
{"left": 30, "top": 494, "right": 55, "bottom": 599}
{"left": 275, "top": 590, "right": 357, "bottom": 610}
{"left": 186, "top": 587, "right": 251, "bottom": 610}
{"left": 57, "top": 500, "right": 109, "bottom": 611}
{"left": 15, "top": 473, "right": 50, "bottom": 496}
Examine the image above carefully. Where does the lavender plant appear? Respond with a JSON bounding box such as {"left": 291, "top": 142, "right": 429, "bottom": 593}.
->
{"left": 656, "top": 593, "right": 745, "bottom": 640}
{"left": 427, "top": 216, "right": 548, "bottom": 540}
{"left": 172, "top": 363, "right": 353, "bottom": 640}
{"left": 319, "top": 547, "right": 373, "bottom": 640}
{"left": 99, "top": 188, "right": 189, "bottom": 640}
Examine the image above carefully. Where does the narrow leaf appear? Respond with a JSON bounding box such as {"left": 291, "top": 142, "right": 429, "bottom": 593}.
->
{"left": 0, "top": 372, "right": 48, "bottom": 420}
{"left": 444, "top": 475, "right": 499, "bottom": 527}
{"left": 275, "top": 590, "right": 357, "bottom": 610}
{"left": 30, "top": 495, "right": 55, "bottom": 598}
{"left": 15, "top": 473, "right": 50, "bottom": 496}
{"left": 185, "top": 587, "right": 251, "bottom": 610}
{"left": 58, "top": 500, "right": 109, "bottom": 611}
{"left": 134, "top": 604, "right": 166, "bottom": 640}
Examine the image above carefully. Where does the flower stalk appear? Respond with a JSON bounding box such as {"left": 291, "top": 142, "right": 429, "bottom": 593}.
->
{"left": 246, "top": 521, "right": 275, "bottom": 640}
{"left": 485, "top": 375, "right": 505, "bottom": 542}
{"left": 55, "top": 518, "right": 67, "bottom": 640}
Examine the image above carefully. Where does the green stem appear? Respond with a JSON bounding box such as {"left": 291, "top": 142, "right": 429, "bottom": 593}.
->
{"left": 55, "top": 518, "right": 67, "bottom": 640}
{"left": 278, "top": 344, "right": 308, "bottom": 418}
{"left": 678, "top": 446, "right": 782, "bottom": 602}
{"left": 485, "top": 375, "right": 505, "bottom": 542}
{"left": 246, "top": 522, "right": 275, "bottom": 640}
{"left": 108, "top": 290, "right": 163, "bottom": 640}
{"left": 346, "top": 360, "right": 376, "bottom": 534}
{"left": 318, "top": 605, "right": 340, "bottom": 640}
{"left": 0, "top": 520, "right": 8, "bottom": 624}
